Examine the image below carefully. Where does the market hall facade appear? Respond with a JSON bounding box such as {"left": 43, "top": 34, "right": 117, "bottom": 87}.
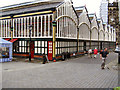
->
{"left": 0, "top": 0, "right": 116, "bottom": 60}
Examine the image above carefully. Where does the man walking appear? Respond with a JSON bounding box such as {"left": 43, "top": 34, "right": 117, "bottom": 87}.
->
{"left": 100, "top": 48, "right": 109, "bottom": 69}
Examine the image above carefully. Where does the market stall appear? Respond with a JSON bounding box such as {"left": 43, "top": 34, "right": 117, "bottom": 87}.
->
{"left": 0, "top": 38, "right": 12, "bottom": 62}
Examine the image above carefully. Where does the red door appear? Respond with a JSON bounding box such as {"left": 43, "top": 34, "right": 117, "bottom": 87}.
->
{"left": 48, "top": 41, "right": 53, "bottom": 60}
{"left": 30, "top": 41, "right": 34, "bottom": 58}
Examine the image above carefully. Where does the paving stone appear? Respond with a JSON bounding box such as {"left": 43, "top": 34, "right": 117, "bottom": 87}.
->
{"left": 1, "top": 52, "right": 119, "bottom": 88}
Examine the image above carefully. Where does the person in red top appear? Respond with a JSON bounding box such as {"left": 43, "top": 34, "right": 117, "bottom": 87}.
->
{"left": 94, "top": 48, "right": 98, "bottom": 58}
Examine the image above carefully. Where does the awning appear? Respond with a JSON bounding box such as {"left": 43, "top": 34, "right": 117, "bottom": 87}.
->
{"left": 5, "top": 38, "right": 10, "bottom": 41}
{"left": 9, "top": 38, "right": 18, "bottom": 43}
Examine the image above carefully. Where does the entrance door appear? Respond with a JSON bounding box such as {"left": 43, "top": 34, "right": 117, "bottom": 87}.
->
{"left": 30, "top": 41, "right": 34, "bottom": 58}
{"left": 48, "top": 41, "right": 53, "bottom": 60}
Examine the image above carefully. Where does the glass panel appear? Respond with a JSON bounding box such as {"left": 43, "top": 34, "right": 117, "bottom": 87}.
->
{"left": 24, "top": 47, "right": 26, "bottom": 53}
{"left": 45, "top": 48, "right": 47, "bottom": 54}
{"left": 22, "top": 47, "right": 24, "bottom": 52}
{"left": 42, "top": 41, "right": 44, "bottom": 47}
{"left": 35, "top": 41, "right": 38, "bottom": 47}
{"left": 38, "top": 41, "right": 40, "bottom": 47}
{"left": 42, "top": 48, "right": 44, "bottom": 54}
{"left": 35, "top": 48, "right": 37, "bottom": 53}
{"left": 38, "top": 48, "right": 40, "bottom": 53}
{"left": 45, "top": 41, "right": 47, "bottom": 47}
{"left": 19, "top": 41, "right": 21, "bottom": 46}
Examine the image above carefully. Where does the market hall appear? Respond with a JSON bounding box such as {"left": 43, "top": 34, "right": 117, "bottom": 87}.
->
{"left": 0, "top": 0, "right": 116, "bottom": 61}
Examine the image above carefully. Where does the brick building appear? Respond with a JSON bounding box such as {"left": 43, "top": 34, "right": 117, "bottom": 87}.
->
{"left": 108, "top": 0, "right": 119, "bottom": 44}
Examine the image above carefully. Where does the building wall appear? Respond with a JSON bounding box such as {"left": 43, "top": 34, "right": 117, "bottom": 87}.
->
{"left": 0, "top": 14, "right": 53, "bottom": 38}
{"left": 98, "top": 19, "right": 105, "bottom": 41}
{"left": 79, "top": 24, "right": 90, "bottom": 39}
{"left": 56, "top": 1, "right": 78, "bottom": 39}
{"left": 100, "top": 0, "right": 108, "bottom": 23}
{"left": 78, "top": 11, "right": 90, "bottom": 40}
{"left": 108, "top": 1, "right": 119, "bottom": 43}
{"left": 99, "top": 30, "right": 104, "bottom": 41}
{"left": 119, "top": 1, "right": 120, "bottom": 23}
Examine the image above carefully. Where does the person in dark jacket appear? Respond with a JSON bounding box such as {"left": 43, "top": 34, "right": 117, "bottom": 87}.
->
{"left": 43, "top": 53, "right": 47, "bottom": 64}
{"left": 100, "top": 48, "right": 109, "bottom": 69}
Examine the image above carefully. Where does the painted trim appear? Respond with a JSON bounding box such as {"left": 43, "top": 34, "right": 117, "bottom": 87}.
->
{"left": 13, "top": 11, "right": 52, "bottom": 18}
{"left": 55, "top": 15, "right": 77, "bottom": 27}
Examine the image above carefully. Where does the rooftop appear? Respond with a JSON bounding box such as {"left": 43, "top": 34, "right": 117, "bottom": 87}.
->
{"left": 0, "top": 0, "right": 64, "bottom": 10}
{"left": 1, "top": 0, "right": 64, "bottom": 16}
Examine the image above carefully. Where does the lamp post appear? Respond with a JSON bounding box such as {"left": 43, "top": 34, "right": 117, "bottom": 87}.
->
{"left": 10, "top": 15, "right": 14, "bottom": 40}
{"left": 28, "top": 25, "right": 33, "bottom": 62}
{"left": 77, "top": 26, "right": 79, "bottom": 53}
{"left": 52, "top": 21, "right": 56, "bottom": 62}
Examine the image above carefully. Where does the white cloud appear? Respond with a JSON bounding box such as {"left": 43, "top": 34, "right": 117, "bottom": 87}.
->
{"left": 73, "top": 0, "right": 101, "bottom": 17}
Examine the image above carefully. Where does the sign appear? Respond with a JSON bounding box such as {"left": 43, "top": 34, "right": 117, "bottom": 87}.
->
{"left": 10, "top": 27, "right": 13, "bottom": 31}
{"left": 52, "top": 21, "right": 56, "bottom": 26}
{"left": 48, "top": 41, "right": 53, "bottom": 60}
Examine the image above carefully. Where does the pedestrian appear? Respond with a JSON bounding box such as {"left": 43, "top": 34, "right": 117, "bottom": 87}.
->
{"left": 42, "top": 53, "right": 47, "bottom": 64}
{"left": 93, "top": 47, "right": 98, "bottom": 58}
{"left": 66, "top": 52, "right": 70, "bottom": 59}
{"left": 100, "top": 48, "right": 109, "bottom": 69}
{"left": 88, "top": 48, "right": 92, "bottom": 58}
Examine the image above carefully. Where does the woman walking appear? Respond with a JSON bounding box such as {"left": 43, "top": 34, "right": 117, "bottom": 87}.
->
{"left": 93, "top": 48, "right": 98, "bottom": 58}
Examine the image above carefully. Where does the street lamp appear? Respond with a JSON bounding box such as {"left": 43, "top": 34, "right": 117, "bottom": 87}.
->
{"left": 10, "top": 15, "right": 14, "bottom": 40}
{"left": 28, "top": 25, "right": 33, "bottom": 62}
{"left": 52, "top": 21, "right": 56, "bottom": 62}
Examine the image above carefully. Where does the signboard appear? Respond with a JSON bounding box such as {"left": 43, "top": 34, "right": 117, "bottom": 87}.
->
{"left": 48, "top": 41, "right": 53, "bottom": 60}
